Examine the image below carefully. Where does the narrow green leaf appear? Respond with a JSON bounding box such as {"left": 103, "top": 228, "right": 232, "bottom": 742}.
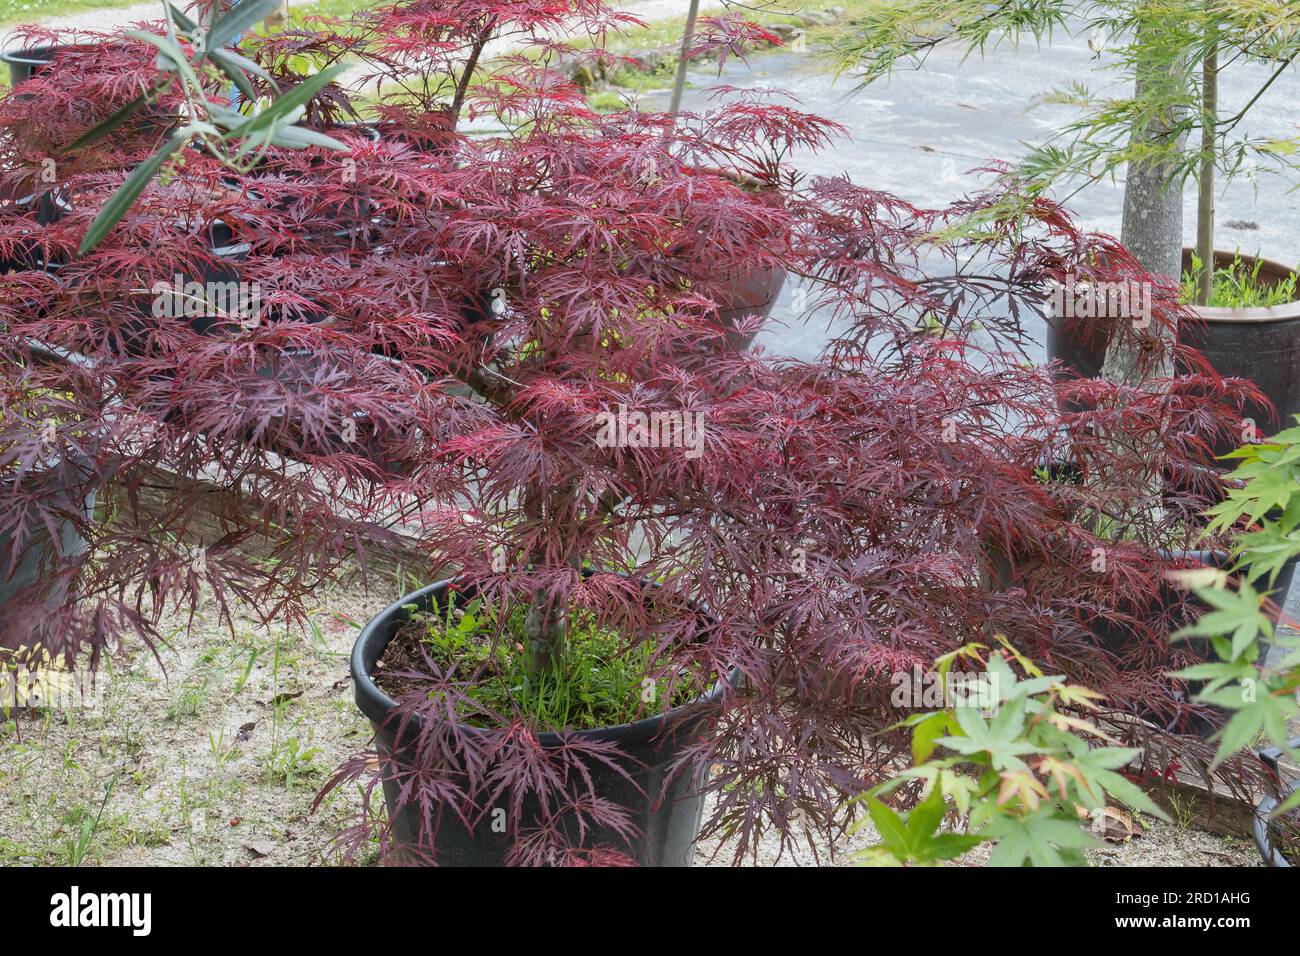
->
{"left": 79, "top": 137, "right": 184, "bottom": 254}
{"left": 210, "top": 45, "right": 275, "bottom": 83}
{"left": 226, "top": 65, "right": 350, "bottom": 141}
{"left": 266, "top": 125, "right": 348, "bottom": 151}
{"left": 208, "top": 0, "right": 284, "bottom": 50}
{"left": 125, "top": 30, "right": 201, "bottom": 88}
{"left": 59, "top": 91, "right": 152, "bottom": 154}
{"left": 164, "top": 1, "right": 199, "bottom": 34}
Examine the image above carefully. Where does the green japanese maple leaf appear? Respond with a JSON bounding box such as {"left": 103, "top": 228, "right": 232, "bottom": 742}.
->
{"left": 939, "top": 694, "right": 1045, "bottom": 771}
{"left": 1199, "top": 686, "right": 1298, "bottom": 768}
{"left": 1173, "top": 581, "right": 1273, "bottom": 663}
{"left": 982, "top": 806, "right": 1099, "bottom": 867}
{"left": 858, "top": 787, "right": 985, "bottom": 866}
{"left": 1067, "top": 746, "right": 1168, "bottom": 820}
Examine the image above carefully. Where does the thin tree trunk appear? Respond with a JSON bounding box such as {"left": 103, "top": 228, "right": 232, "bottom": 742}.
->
{"left": 1101, "top": 8, "right": 1187, "bottom": 385}
{"left": 1195, "top": 40, "right": 1218, "bottom": 306}
{"left": 450, "top": 23, "right": 496, "bottom": 130}
{"left": 1094, "top": 6, "right": 1190, "bottom": 535}
{"left": 524, "top": 588, "right": 567, "bottom": 676}
{"left": 668, "top": 0, "right": 701, "bottom": 116}
{"left": 521, "top": 487, "right": 579, "bottom": 677}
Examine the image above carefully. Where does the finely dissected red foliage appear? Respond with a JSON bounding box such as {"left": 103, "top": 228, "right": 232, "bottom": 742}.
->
{"left": 0, "top": 4, "right": 1264, "bottom": 863}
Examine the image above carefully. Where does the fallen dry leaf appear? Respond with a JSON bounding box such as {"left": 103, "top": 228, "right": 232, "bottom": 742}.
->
{"left": 1075, "top": 805, "right": 1143, "bottom": 843}
{"left": 244, "top": 838, "right": 276, "bottom": 858}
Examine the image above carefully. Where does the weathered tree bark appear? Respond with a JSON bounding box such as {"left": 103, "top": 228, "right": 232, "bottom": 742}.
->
{"left": 1195, "top": 40, "right": 1218, "bottom": 306}
{"left": 1102, "top": 12, "right": 1187, "bottom": 386}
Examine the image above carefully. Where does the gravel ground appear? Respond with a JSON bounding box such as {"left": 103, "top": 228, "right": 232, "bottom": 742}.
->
{"left": 0, "top": 569, "right": 1261, "bottom": 867}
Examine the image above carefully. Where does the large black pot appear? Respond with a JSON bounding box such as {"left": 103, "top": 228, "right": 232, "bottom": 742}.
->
{"left": 994, "top": 542, "right": 1288, "bottom": 736}
{"left": 1, "top": 45, "right": 57, "bottom": 85}
{"left": 1253, "top": 737, "right": 1300, "bottom": 867}
{"left": 0, "top": 343, "right": 98, "bottom": 656}
{"left": 1047, "top": 249, "right": 1300, "bottom": 454}
{"left": 0, "top": 468, "right": 94, "bottom": 628}
{"left": 2, "top": 44, "right": 177, "bottom": 137}
{"left": 1, "top": 190, "right": 73, "bottom": 275}
{"left": 350, "top": 578, "right": 727, "bottom": 866}
{"left": 107, "top": 218, "right": 270, "bottom": 352}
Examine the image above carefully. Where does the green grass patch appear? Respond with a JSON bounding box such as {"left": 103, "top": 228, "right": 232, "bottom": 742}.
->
{"left": 0, "top": 0, "right": 143, "bottom": 31}
{"left": 396, "top": 594, "right": 708, "bottom": 732}
{"left": 1181, "top": 251, "right": 1300, "bottom": 309}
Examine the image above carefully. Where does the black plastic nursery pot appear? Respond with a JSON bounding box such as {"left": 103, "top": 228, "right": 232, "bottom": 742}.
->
{"left": 2, "top": 45, "right": 177, "bottom": 135}
{"left": 350, "top": 578, "right": 728, "bottom": 866}
{"left": 0, "top": 470, "right": 94, "bottom": 635}
{"left": 995, "top": 539, "right": 1291, "bottom": 737}
{"left": 1, "top": 45, "right": 57, "bottom": 85}
{"left": 0, "top": 344, "right": 98, "bottom": 653}
{"left": 1095, "top": 549, "right": 1289, "bottom": 737}
{"left": 1047, "top": 249, "right": 1300, "bottom": 453}
{"left": 1254, "top": 737, "right": 1300, "bottom": 867}
{"left": 1, "top": 191, "right": 73, "bottom": 274}
{"left": 111, "top": 217, "right": 271, "bottom": 352}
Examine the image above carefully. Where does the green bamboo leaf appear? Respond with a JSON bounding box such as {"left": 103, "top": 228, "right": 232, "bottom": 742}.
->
{"left": 164, "top": 1, "right": 199, "bottom": 34}
{"left": 210, "top": 46, "right": 276, "bottom": 84}
{"left": 125, "top": 30, "right": 201, "bottom": 88}
{"left": 226, "top": 64, "right": 349, "bottom": 140}
{"left": 78, "top": 137, "right": 185, "bottom": 255}
{"left": 210, "top": 46, "right": 276, "bottom": 89}
{"left": 266, "top": 125, "right": 349, "bottom": 150}
{"left": 58, "top": 93, "right": 150, "bottom": 154}
{"left": 208, "top": 0, "right": 284, "bottom": 50}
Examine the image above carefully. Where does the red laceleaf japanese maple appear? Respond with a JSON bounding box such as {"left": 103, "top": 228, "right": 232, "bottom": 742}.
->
{"left": 0, "top": 3, "right": 1262, "bottom": 863}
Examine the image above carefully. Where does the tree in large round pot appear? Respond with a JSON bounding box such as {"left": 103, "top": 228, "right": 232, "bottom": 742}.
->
{"left": 0, "top": 1, "right": 1264, "bottom": 866}
{"left": 1046, "top": 248, "right": 1300, "bottom": 454}
{"left": 834, "top": 1, "right": 1300, "bottom": 472}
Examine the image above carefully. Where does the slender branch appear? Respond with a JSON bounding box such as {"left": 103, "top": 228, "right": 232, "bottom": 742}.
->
{"left": 449, "top": 18, "right": 499, "bottom": 128}
{"left": 668, "top": 0, "right": 702, "bottom": 116}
